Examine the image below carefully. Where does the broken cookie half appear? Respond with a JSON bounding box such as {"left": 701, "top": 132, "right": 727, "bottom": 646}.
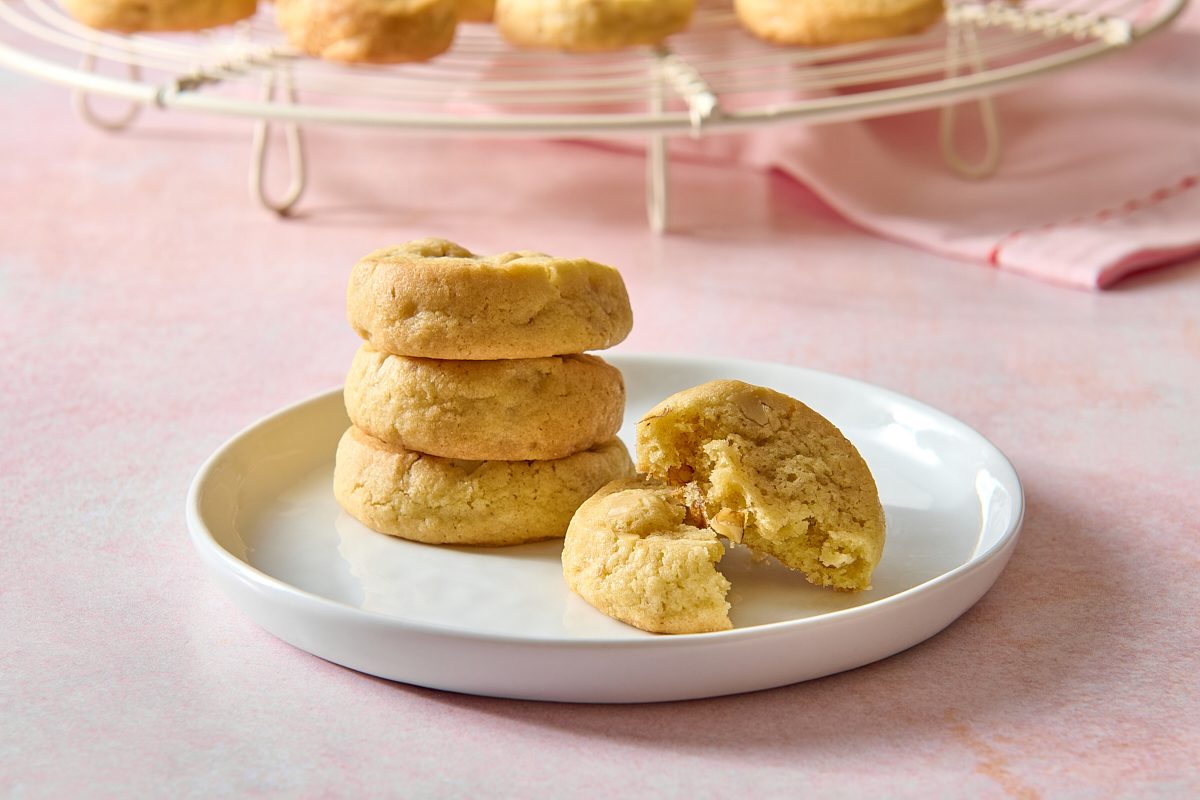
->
{"left": 562, "top": 478, "right": 733, "bottom": 634}
{"left": 562, "top": 379, "right": 886, "bottom": 635}
{"left": 640, "top": 379, "right": 886, "bottom": 592}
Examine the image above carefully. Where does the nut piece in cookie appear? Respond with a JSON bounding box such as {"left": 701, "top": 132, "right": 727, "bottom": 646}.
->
{"left": 562, "top": 478, "right": 732, "bottom": 634}
{"left": 637, "top": 380, "right": 885, "bottom": 591}
{"left": 346, "top": 238, "right": 633, "bottom": 359}
{"left": 735, "top": 0, "right": 944, "bottom": 46}
{"left": 276, "top": 0, "right": 458, "bottom": 64}
{"left": 496, "top": 0, "right": 696, "bottom": 52}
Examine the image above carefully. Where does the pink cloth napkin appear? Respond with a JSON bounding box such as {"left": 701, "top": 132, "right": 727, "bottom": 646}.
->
{"left": 662, "top": 10, "right": 1200, "bottom": 289}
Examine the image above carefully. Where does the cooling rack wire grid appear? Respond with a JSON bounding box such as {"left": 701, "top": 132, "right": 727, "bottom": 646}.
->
{"left": 0, "top": 0, "right": 1187, "bottom": 225}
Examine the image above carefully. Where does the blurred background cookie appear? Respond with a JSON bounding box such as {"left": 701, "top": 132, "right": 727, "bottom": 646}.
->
{"left": 333, "top": 427, "right": 634, "bottom": 545}
{"left": 346, "top": 238, "right": 632, "bottom": 359}
{"left": 276, "top": 0, "right": 458, "bottom": 64}
{"left": 63, "top": 0, "right": 256, "bottom": 32}
{"left": 495, "top": 0, "right": 695, "bottom": 52}
{"left": 344, "top": 347, "right": 625, "bottom": 461}
{"left": 458, "top": 0, "right": 494, "bottom": 22}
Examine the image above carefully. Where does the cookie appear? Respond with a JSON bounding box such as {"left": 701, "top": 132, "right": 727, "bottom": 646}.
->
{"left": 458, "top": 0, "right": 494, "bottom": 21}
{"left": 637, "top": 380, "right": 885, "bottom": 591}
{"left": 735, "top": 0, "right": 944, "bottom": 46}
{"left": 276, "top": 0, "right": 457, "bottom": 64}
{"left": 64, "top": 0, "right": 256, "bottom": 31}
{"left": 344, "top": 345, "right": 625, "bottom": 461}
{"left": 334, "top": 426, "right": 634, "bottom": 545}
{"left": 495, "top": 0, "right": 695, "bottom": 52}
{"left": 563, "top": 478, "right": 732, "bottom": 634}
{"left": 347, "top": 238, "right": 633, "bottom": 359}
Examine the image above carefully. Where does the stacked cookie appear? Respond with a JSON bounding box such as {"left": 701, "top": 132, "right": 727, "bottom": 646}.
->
{"left": 334, "top": 238, "right": 636, "bottom": 546}
{"left": 458, "top": 0, "right": 495, "bottom": 22}
{"left": 735, "top": 0, "right": 945, "bottom": 46}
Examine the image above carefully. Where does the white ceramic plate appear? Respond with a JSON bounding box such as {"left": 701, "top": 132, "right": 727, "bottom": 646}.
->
{"left": 188, "top": 353, "right": 1023, "bottom": 703}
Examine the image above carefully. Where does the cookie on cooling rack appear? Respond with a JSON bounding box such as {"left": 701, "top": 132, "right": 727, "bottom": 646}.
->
{"left": 276, "top": 0, "right": 458, "bottom": 63}
{"left": 735, "top": 0, "right": 945, "bottom": 46}
{"left": 344, "top": 345, "right": 625, "bottom": 461}
{"left": 346, "top": 238, "right": 633, "bottom": 360}
{"left": 495, "top": 0, "right": 696, "bottom": 52}
{"left": 458, "top": 0, "right": 494, "bottom": 22}
{"left": 638, "top": 380, "right": 886, "bottom": 591}
{"left": 63, "top": 0, "right": 257, "bottom": 32}
{"left": 334, "top": 426, "right": 634, "bottom": 545}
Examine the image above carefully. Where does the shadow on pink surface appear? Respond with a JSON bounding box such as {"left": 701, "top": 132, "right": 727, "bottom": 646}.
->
{"left": 340, "top": 486, "right": 1161, "bottom": 778}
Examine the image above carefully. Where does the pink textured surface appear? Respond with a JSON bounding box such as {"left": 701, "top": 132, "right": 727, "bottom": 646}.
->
{"left": 2, "top": 68, "right": 1200, "bottom": 798}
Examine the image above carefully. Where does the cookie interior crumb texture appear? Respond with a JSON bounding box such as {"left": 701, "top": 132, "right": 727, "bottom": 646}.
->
{"left": 562, "top": 478, "right": 732, "bottom": 634}
{"left": 637, "top": 380, "right": 885, "bottom": 591}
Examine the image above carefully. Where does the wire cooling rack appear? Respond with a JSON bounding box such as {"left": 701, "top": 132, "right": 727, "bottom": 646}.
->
{"left": 0, "top": 0, "right": 1188, "bottom": 225}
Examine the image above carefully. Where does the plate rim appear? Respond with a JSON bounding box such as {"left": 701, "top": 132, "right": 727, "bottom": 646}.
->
{"left": 187, "top": 351, "right": 1025, "bottom": 647}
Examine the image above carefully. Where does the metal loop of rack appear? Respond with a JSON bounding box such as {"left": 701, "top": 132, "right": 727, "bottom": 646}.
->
{"left": 72, "top": 46, "right": 141, "bottom": 130}
{"left": 0, "top": 0, "right": 1186, "bottom": 228}
{"left": 248, "top": 66, "right": 306, "bottom": 215}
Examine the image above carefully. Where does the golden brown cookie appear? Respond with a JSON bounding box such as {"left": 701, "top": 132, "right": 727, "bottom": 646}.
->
{"left": 64, "top": 0, "right": 256, "bottom": 32}
{"left": 735, "top": 0, "right": 944, "bottom": 46}
{"left": 276, "top": 0, "right": 457, "bottom": 64}
{"left": 638, "top": 380, "right": 885, "bottom": 591}
{"left": 458, "top": 0, "right": 494, "bottom": 21}
{"left": 344, "top": 346, "right": 625, "bottom": 460}
{"left": 495, "top": 0, "right": 695, "bottom": 52}
{"left": 346, "top": 238, "right": 633, "bottom": 359}
{"left": 334, "top": 426, "right": 634, "bottom": 546}
{"left": 563, "top": 478, "right": 732, "bottom": 634}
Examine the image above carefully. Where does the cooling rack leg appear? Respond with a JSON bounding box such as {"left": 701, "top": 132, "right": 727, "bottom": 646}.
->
{"left": 250, "top": 68, "right": 307, "bottom": 216}
{"left": 647, "top": 134, "right": 668, "bottom": 234}
{"left": 72, "top": 48, "right": 142, "bottom": 132}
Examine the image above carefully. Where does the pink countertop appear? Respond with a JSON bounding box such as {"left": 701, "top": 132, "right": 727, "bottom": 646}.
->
{"left": 2, "top": 66, "right": 1199, "bottom": 798}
